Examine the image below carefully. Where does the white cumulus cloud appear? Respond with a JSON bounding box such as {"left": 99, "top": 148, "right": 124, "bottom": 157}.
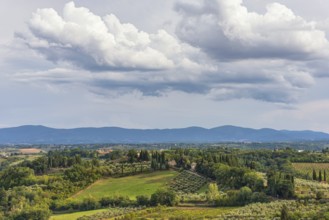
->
{"left": 176, "top": 0, "right": 329, "bottom": 60}
{"left": 26, "top": 2, "right": 201, "bottom": 71}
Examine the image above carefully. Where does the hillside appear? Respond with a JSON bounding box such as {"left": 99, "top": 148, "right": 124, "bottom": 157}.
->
{"left": 0, "top": 125, "right": 328, "bottom": 144}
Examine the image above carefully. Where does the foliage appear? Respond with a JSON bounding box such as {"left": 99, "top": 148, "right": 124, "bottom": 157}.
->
{"left": 136, "top": 195, "right": 150, "bottom": 206}
{"left": 207, "top": 183, "right": 220, "bottom": 203}
{"left": 150, "top": 189, "right": 177, "bottom": 206}
{"left": 51, "top": 196, "right": 133, "bottom": 212}
{"left": 194, "top": 157, "right": 265, "bottom": 192}
{"left": 127, "top": 149, "right": 138, "bottom": 163}
{"left": 215, "top": 187, "right": 269, "bottom": 206}
{"left": 177, "top": 193, "right": 207, "bottom": 203}
{"left": 64, "top": 164, "right": 100, "bottom": 188}
{"left": 151, "top": 151, "right": 168, "bottom": 170}
{"left": 20, "top": 149, "right": 96, "bottom": 175}
{"left": 102, "top": 150, "right": 123, "bottom": 161}
{"left": 0, "top": 185, "right": 51, "bottom": 220}
{"left": 12, "top": 206, "right": 51, "bottom": 220}
{"left": 0, "top": 167, "right": 36, "bottom": 189}
{"left": 267, "top": 170, "right": 295, "bottom": 198}
{"left": 280, "top": 204, "right": 289, "bottom": 220}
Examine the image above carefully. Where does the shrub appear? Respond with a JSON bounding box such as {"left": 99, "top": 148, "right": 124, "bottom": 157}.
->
{"left": 12, "top": 206, "right": 51, "bottom": 220}
{"left": 136, "top": 195, "right": 150, "bottom": 206}
{"left": 150, "top": 189, "right": 177, "bottom": 206}
{"left": 79, "top": 198, "right": 100, "bottom": 211}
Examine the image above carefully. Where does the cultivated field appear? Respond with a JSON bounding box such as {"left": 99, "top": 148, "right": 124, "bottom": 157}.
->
{"left": 19, "top": 148, "right": 42, "bottom": 154}
{"left": 219, "top": 200, "right": 329, "bottom": 219}
{"left": 295, "top": 178, "right": 329, "bottom": 198}
{"left": 72, "top": 170, "right": 178, "bottom": 200}
{"left": 50, "top": 209, "right": 108, "bottom": 220}
{"left": 125, "top": 206, "right": 235, "bottom": 219}
{"left": 293, "top": 162, "right": 329, "bottom": 174}
{"left": 169, "top": 170, "right": 208, "bottom": 193}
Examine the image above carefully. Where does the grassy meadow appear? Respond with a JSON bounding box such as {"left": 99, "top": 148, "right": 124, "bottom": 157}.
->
{"left": 72, "top": 170, "right": 178, "bottom": 200}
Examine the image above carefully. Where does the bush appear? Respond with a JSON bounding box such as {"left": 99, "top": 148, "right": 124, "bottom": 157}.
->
{"left": 316, "top": 191, "right": 325, "bottom": 200}
{"left": 237, "top": 186, "right": 252, "bottom": 205}
{"left": 79, "top": 198, "right": 100, "bottom": 211}
{"left": 136, "top": 195, "right": 150, "bottom": 206}
{"left": 12, "top": 206, "right": 51, "bottom": 220}
{"left": 215, "top": 187, "right": 269, "bottom": 206}
{"left": 150, "top": 189, "right": 177, "bottom": 206}
{"left": 251, "top": 192, "right": 270, "bottom": 203}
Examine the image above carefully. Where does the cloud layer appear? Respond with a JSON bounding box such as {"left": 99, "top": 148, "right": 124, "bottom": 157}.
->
{"left": 18, "top": 0, "right": 329, "bottom": 103}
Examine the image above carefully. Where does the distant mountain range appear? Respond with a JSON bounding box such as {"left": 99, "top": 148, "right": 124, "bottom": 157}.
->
{"left": 0, "top": 125, "right": 328, "bottom": 144}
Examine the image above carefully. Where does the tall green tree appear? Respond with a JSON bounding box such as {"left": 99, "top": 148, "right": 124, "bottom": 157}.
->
{"left": 313, "top": 169, "right": 317, "bottom": 181}
{"left": 207, "top": 183, "right": 220, "bottom": 203}
{"left": 280, "top": 205, "right": 289, "bottom": 220}
{"left": 319, "top": 170, "right": 323, "bottom": 182}
{"left": 127, "top": 149, "right": 138, "bottom": 163}
{"left": 324, "top": 170, "right": 327, "bottom": 182}
{"left": 267, "top": 171, "right": 295, "bottom": 198}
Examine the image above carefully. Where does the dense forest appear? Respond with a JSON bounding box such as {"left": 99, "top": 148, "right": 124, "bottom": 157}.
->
{"left": 1, "top": 143, "right": 329, "bottom": 219}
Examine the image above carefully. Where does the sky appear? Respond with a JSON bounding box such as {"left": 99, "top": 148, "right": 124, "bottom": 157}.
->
{"left": 1, "top": 0, "right": 329, "bottom": 132}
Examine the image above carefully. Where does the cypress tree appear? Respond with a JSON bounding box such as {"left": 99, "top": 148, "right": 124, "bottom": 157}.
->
{"left": 324, "top": 170, "right": 327, "bottom": 182}
{"left": 281, "top": 205, "right": 289, "bottom": 220}
{"left": 319, "top": 170, "right": 322, "bottom": 182}
{"left": 313, "top": 169, "right": 317, "bottom": 180}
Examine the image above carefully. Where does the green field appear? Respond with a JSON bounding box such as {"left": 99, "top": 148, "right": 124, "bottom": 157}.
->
{"left": 50, "top": 209, "right": 108, "bottom": 220}
{"left": 72, "top": 170, "right": 178, "bottom": 200}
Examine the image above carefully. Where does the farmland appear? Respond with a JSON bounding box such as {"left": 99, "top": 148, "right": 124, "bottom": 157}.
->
{"left": 19, "top": 148, "right": 43, "bottom": 154}
{"left": 293, "top": 162, "right": 329, "bottom": 175}
{"left": 219, "top": 199, "right": 329, "bottom": 219}
{"left": 292, "top": 162, "right": 329, "bottom": 180}
{"left": 50, "top": 209, "right": 108, "bottom": 220}
{"left": 51, "top": 200, "right": 329, "bottom": 220}
{"left": 118, "top": 206, "right": 236, "bottom": 219}
{"left": 169, "top": 170, "right": 208, "bottom": 193}
{"left": 72, "top": 170, "right": 178, "bottom": 200}
{"left": 295, "top": 178, "right": 329, "bottom": 198}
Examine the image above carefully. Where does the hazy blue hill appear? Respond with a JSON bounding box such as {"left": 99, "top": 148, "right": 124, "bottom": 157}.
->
{"left": 0, "top": 125, "right": 328, "bottom": 144}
